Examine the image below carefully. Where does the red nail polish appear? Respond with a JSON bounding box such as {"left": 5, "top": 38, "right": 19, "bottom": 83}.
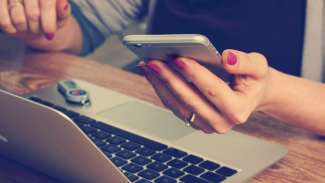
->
{"left": 227, "top": 52, "right": 237, "bottom": 65}
{"left": 147, "top": 63, "right": 161, "bottom": 75}
{"left": 64, "top": 4, "right": 69, "bottom": 11}
{"left": 175, "top": 59, "right": 186, "bottom": 70}
{"left": 45, "top": 33, "right": 55, "bottom": 40}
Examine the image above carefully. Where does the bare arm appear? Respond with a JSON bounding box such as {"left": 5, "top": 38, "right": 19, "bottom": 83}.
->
{"left": 261, "top": 68, "right": 325, "bottom": 135}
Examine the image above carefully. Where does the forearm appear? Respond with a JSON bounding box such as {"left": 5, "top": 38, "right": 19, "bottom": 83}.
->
{"left": 17, "top": 16, "right": 82, "bottom": 54}
{"left": 261, "top": 68, "right": 325, "bottom": 135}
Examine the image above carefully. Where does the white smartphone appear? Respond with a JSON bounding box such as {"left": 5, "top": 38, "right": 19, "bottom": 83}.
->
{"left": 122, "top": 34, "right": 222, "bottom": 66}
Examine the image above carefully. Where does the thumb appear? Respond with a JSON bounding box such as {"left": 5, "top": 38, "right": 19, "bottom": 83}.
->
{"left": 222, "top": 49, "right": 269, "bottom": 78}
{"left": 56, "top": 0, "right": 71, "bottom": 21}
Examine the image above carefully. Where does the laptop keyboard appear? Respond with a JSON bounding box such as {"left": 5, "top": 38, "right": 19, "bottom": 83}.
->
{"left": 29, "top": 97, "right": 238, "bottom": 183}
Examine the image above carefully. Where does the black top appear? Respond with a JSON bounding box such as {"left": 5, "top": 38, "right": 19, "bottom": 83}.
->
{"left": 150, "top": 0, "right": 306, "bottom": 76}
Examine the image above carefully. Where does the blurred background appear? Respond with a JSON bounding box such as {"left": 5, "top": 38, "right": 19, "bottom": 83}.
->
{"left": 0, "top": 8, "right": 150, "bottom": 73}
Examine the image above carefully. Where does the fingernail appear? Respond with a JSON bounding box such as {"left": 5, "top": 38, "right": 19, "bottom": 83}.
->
{"left": 147, "top": 63, "right": 161, "bottom": 75}
{"left": 45, "top": 33, "right": 55, "bottom": 40}
{"left": 174, "top": 58, "right": 186, "bottom": 70}
{"left": 136, "top": 61, "right": 146, "bottom": 74}
{"left": 64, "top": 4, "right": 69, "bottom": 11}
{"left": 227, "top": 52, "right": 237, "bottom": 65}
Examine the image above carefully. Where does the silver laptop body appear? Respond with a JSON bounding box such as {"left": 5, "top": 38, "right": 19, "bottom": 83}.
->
{"left": 0, "top": 80, "right": 287, "bottom": 183}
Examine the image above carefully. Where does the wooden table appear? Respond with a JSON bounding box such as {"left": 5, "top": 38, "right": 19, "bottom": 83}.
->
{"left": 0, "top": 51, "right": 324, "bottom": 183}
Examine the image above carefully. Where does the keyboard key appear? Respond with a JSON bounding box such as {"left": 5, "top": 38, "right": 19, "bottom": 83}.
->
{"left": 91, "top": 137, "right": 105, "bottom": 146}
{"left": 106, "top": 135, "right": 126, "bottom": 145}
{"left": 184, "top": 165, "right": 205, "bottom": 175}
{"left": 147, "top": 162, "right": 168, "bottom": 172}
{"left": 81, "top": 126, "right": 97, "bottom": 133}
{"left": 155, "top": 176, "right": 177, "bottom": 183}
{"left": 180, "top": 174, "right": 210, "bottom": 183}
{"left": 111, "top": 157, "right": 127, "bottom": 167}
{"left": 199, "top": 160, "right": 220, "bottom": 171}
{"left": 121, "top": 141, "right": 141, "bottom": 151}
{"left": 164, "top": 148, "right": 187, "bottom": 158}
{"left": 136, "top": 147, "right": 156, "bottom": 156}
{"left": 163, "top": 168, "right": 184, "bottom": 178}
{"left": 74, "top": 115, "right": 95, "bottom": 124}
{"left": 62, "top": 110, "right": 80, "bottom": 118}
{"left": 138, "top": 169, "right": 160, "bottom": 180}
{"left": 92, "top": 122, "right": 168, "bottom": 151}
{"left": 216, "top": 166, "right": 237, "bottom": 177}
{"left": 167, "top": 159, "right": 188, "bottom": 169}
{"left": 101, "top": 144, "right": 121, "bottom": 154}
{"left": 124, "top": 172, "right": 139, "bottom": 182}
{"left": 122, "top": 163, "right": 143, "bottom": 174}
{"left": 116, "top": 150, "right": 136, "bottom": 160}
{"left": 29, "top": 97, "right": 53, "bottom": 106}
{"left": 152, "top": 153, "right": 172, "bottom": 163}
{"left": 135, "top": 179, "right": 151, "bottom": 183}
{"left": 103, "top": 151, "right": 112, "bottom": 158}
{"left": 131, "top": 156, "right": 152, "bottom": 166}
{"left": 183, "top": 155, "right": 203, "bottom": 164}
{"left": 92, "top": 131, "right": 111, "bottom": 139}
{"left": 201, "top": 172, "right": 226, "bottom": 182}
{"left": 53, "top": 105, "right": 69, "bottom": 113}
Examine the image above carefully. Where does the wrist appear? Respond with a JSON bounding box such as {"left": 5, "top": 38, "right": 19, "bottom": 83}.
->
{"left": 257, "top": 67, "right": 284, "bottom": 114}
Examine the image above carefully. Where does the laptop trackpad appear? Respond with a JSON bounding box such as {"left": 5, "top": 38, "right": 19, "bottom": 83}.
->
{"left": 97, "top": 101, "right": 195, "bottom": 142}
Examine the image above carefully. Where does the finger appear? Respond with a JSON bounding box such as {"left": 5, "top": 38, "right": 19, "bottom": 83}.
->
{"left": 147, "top": 61, "right": 234, "bottom": 133}
{"left": 222, "top": 49, "right": 269, "bottom": 78}
{"left": 24, "top": 0, "right": 41, "bottom": 34}
{"left": 40, "top": 0, "right": 57, "bottom": 40}
{"left": 141, "top": 64, "right": 215, "bottom": 134}
{"left": 56, "top": 0, "right": 70, "bottom": 20}
{"left": 56, "top": 0, "right": 71, "bottom": 28}
{"left": 171, "top": 57, "right": 238, "bottom": 116}
{"left": 9, "top": 0, "right": 28, "bottom": 32}
{"left": 0, "top": 0, "right": 17, "bottom": 33}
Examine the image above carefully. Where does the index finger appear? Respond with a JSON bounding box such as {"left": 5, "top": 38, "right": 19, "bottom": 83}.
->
{"left": 171, "top": 57, "right": 236, "bottom": 114}
{"left": 40, "top": 0, "right": 57, "bottom": 38}
{"left": 56, "top": 0, "right": 70, "bottom": 20}
{"left": 0, "top": 0, "right": 16, "bottom": 33}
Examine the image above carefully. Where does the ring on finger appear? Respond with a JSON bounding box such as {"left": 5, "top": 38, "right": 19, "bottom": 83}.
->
{"left": 185, "top": 112, "right": 196, "bottom": 127}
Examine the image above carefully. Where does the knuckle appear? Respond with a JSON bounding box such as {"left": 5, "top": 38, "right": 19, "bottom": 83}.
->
{"left": 231, "top": 112, "right": 250, "bottom": 125}
{"left": 249, "top": 52, "right": 268, "bottom": 65}
{"left": 206, "top": 88, "right": 218, "bottom": 98}
{"left": 249, "top": 52, "right": 265, "bottom": 60}
{"left": 27, "top": 11, "right": 40, "bottom": 21}
{"left": 248, "top": 52, "right": 269, "bottom": 76}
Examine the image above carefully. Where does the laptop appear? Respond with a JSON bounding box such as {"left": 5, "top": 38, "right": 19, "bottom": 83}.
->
{"left": 0, "top": 79, "right": 287, "bottom": 183}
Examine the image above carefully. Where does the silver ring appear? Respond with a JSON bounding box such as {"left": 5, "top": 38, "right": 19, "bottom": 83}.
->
{"left": 185, "top": 112, "right": 196, "bottom": 127}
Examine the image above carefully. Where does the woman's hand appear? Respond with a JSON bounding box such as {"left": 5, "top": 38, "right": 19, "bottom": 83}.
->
{"left": 140, "top": 50, "right": 271, "bottom": 134}
{"left": 0, "top": 0, "right": 71, "bottom": 40}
